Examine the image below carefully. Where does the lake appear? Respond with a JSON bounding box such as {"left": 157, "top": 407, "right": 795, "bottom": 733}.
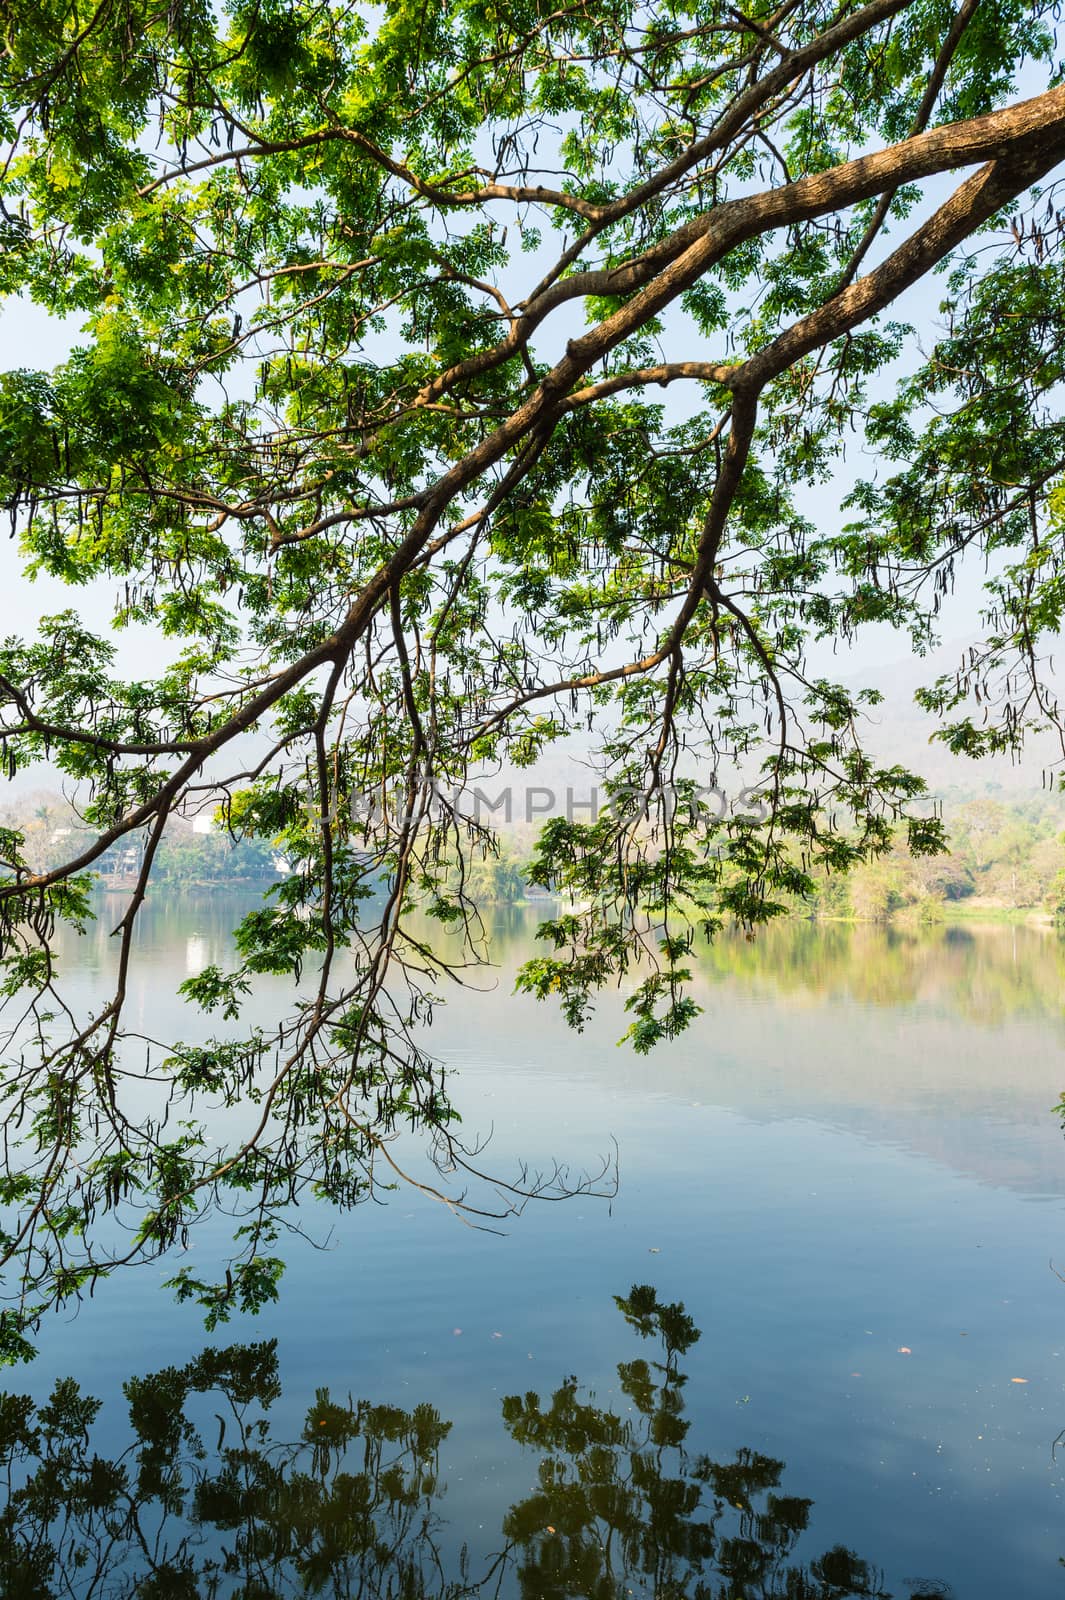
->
{"left": 5, "top": 899, "right": 1065, "bottom": 1597}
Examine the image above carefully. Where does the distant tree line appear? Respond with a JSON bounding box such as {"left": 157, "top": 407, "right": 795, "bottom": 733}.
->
{"left": 805, "top": 794, "right": 1065, "bottom": 923}
{"left": 460, "top": 793, "right": 1065, "bottom": 921}
{"left": 0, "top": 795, "right": 280, "bottom": 887}
{"left": 8, "top": 791, "right": 1065, "bottom": 917}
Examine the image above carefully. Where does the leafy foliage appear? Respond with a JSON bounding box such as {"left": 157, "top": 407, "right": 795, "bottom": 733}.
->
{"left": 0, "top": 0, "right": 1064, "bottom": 1348}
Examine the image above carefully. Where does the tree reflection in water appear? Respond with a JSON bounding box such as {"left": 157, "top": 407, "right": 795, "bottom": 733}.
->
{"left": 0, "top": 1289, "right": 950, "bottom": 1599}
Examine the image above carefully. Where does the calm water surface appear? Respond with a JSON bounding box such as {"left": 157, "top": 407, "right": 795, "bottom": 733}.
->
{"left": 7, "top": 901, "right": 1065, "bottom": 1597}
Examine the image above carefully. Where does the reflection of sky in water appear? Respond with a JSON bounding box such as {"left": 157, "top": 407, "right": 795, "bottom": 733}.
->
{"left": 184, "top": 933, "right": 208, "bottom": 976}
{"left": 15, "top": 898, "right": 1065, "bottom": 1596}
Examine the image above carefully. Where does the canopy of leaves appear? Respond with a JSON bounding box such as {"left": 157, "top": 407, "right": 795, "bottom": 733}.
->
{"left": 0, "top": 0, "right": 1064, "bottom": 1352}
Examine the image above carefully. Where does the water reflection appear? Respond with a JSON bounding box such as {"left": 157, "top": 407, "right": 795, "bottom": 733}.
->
{"left": 1, "top": 1288, "right": 958, "bottom": 1599}
{"left": 692, "top": 921, "right": 1065, "bottom": 1028}
{"left": 73, "top": 895, "right": 1065, "bottom": 1030}
{"left": 470, "top": 909, "right": 1065, "bottom": 1029}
